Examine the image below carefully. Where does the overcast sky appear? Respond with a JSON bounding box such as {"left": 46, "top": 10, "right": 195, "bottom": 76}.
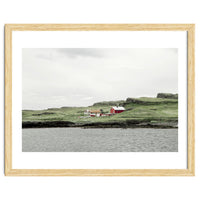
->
{"left": 22, "top": 48, "right": 178, "bottom": 110}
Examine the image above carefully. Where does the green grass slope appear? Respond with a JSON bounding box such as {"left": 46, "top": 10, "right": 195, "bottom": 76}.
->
{"left": 22, "top": 97, "right": 178, "bottom": 124}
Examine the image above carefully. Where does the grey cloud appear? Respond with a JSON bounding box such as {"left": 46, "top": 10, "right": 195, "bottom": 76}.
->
{"left": 35, "top": 48, "right": 105, "bottom": 62}
{"left": 57, "top": 48, "right": 105, "bottom": 58}
{"left": 22, "top": 48, "right": 178, "bottom": 109}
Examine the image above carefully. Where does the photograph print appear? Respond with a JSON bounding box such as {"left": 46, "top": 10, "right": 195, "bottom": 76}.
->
{"left": 22, "top": 48, "right": 178, "bottom": 152}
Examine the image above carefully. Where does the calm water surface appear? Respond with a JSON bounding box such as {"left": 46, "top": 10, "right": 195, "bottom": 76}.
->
{"left": 22, "top": 128, "right": 178, "bottom": 152}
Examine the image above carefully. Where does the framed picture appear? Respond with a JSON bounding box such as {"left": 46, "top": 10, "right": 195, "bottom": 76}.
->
{"left": 5, "top": 24, "right": 195, "bottom": 176}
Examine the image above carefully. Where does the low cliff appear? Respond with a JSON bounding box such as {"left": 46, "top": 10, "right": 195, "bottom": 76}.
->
{"left": 157, "top": 93, "right": 178, "bottom": 99}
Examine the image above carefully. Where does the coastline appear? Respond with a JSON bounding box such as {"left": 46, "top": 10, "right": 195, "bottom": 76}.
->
{"left": 22, "top": 120, "right": 178, "bottom": 129}
{"left": 22, "top": 94, "right": 178, "bottom": 129}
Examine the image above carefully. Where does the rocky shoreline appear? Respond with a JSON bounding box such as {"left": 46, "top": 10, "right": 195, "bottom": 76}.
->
{"left": 22, "top": 120, "right": 178, "bottom": 129}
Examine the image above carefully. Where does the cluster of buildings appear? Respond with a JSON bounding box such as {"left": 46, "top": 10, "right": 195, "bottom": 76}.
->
{"left": 84, "top": 106, "right": 125, "bottom": 117}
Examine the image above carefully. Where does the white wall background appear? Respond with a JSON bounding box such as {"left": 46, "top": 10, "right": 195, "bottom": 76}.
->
{"left": 0, "top": 0, "right": 199, "bottom": 200}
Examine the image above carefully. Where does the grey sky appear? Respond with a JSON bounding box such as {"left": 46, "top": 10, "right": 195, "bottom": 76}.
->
{"left": 22, "top": 48, "right": 178, "bottom": 110}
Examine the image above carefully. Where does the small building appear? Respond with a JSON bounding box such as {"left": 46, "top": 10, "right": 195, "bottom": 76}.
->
{"left": 84, "top": 109, "right": 90, "bottom": 115}
{"left": 90, "top": 110, "right": 101, "bottom": 117}
{"left": 110, "top": 106, "right": 125, "bottom": 114}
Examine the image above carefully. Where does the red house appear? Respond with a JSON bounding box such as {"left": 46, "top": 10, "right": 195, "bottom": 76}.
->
{"left": 110, "top": 106, "right": 125, "bottom": 114}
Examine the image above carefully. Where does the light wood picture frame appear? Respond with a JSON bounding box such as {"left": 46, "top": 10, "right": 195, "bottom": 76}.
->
{"left": 5, "top": 24, "right": 195, "bottom": 176}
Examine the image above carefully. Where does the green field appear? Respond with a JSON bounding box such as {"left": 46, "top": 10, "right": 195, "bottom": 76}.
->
{"left": 22, "top": 97, "right": 178, "bottom": 124}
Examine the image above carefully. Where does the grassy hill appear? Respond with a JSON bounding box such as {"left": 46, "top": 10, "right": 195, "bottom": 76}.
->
{"left": 22, "top": 96, "right": 178, "bottom": 128}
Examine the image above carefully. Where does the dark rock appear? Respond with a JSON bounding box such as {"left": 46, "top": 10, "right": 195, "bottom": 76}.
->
{"left": 22, "top": 120, "right": 178, "bottom": 129}
{"left": 22, "top": 121, "right": 75, "bottom": 128}
{"left": 157, "top": 93, "right": 178, "bottom": 99}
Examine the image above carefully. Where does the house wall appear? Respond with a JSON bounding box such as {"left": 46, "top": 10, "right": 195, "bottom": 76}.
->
{"left": 115, "top": 110, "right": 124, "bottom": 114}
{"left": 110, "top": 108, "right": 124, "bottom": 114}
{"left": 110, "top": 108, "right": 115, "bottom": 113}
